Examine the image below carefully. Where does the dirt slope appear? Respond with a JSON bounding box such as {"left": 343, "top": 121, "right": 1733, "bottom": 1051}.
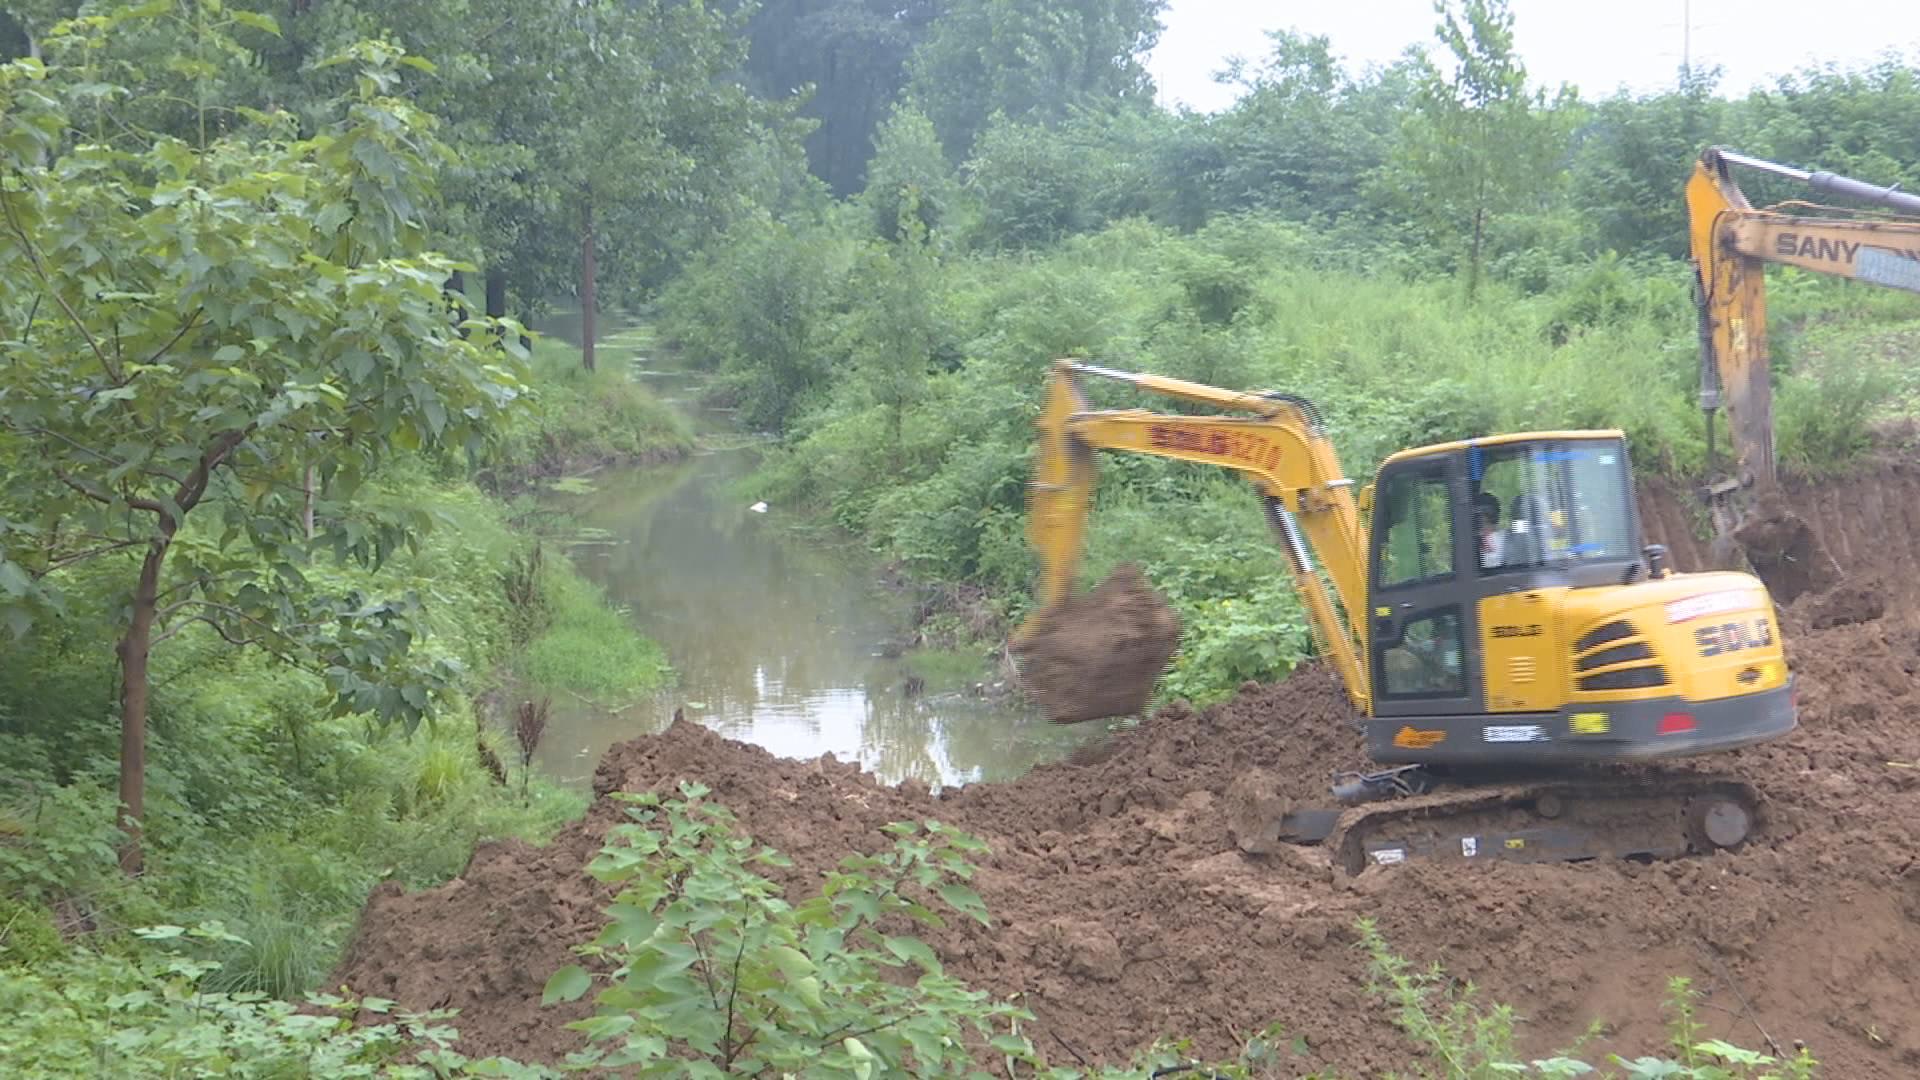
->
{"left": 336, "top": 466, "right": 1920, "bottom": 1077}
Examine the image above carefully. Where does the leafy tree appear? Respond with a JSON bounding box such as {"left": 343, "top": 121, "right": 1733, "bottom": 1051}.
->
{"left": 744, "top": 0, "right": 941, "bottom": 196}
{"left": 0, "top": 14, "right": 527, "bottom": 869}
{"left": 1739, "top": 58, "right": 1920, "bottom": 186}
{"left": 1384, "top": 0, "right": 1576, "bottom": 298}
{"left": 962, "top": 114, "right": 1104, "bottom": 250}
{"left": 544, "top": 786, "right": 1023, "bottom": 1075}
{"left": 1571, "top": 67, "right": 1727, "bottom": 259}
{"left": 861, "top": 102, "right": 955, "bottom": 242}
{"left": 1209, "top": 30, "right": 1420, "bottom": 224}
{"left": 657, "top": 214, "right": 855, "bottom": 432}
{"left": 837, "top": 210, "right": 944, "bottom": 445}
{"left": 905, "top": 0, "right": 1167, "bottom": 160}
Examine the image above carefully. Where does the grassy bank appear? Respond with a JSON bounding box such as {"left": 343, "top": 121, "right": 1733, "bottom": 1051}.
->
{"left": 484, "top": 335, "right": 696, "bottom": 493}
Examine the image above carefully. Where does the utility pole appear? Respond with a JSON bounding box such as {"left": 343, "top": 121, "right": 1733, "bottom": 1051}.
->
{"left": 1682, "top": 0, "right": 1691, "bottom": 80}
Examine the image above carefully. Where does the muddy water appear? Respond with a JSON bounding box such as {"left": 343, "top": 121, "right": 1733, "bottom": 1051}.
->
{"left": 529, "top": 321, "right": 1101, "bottom": 788}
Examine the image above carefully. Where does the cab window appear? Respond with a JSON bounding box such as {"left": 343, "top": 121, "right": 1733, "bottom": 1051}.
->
{"left": 1377, "top": 467, "right": 1455, "bottom": 587}
{"left": 1474, "top": 441, "right": 1635, "bottom": 574}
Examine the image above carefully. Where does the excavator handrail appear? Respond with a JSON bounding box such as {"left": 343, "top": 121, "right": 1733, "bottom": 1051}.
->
{"left": 1022, "top": 359, "right": 1373, "bottom": 712}
{"left": 1704, "top": 146, "right": 1920, "bottom": 218}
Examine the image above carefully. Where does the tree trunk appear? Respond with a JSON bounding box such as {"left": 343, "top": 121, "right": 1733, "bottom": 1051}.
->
{"left": 1468, "top": 204, "right": 1486, "bottom": 302}
{"left": 445, "top": 270, "right": 470, "bottom": 340}
{"left": 485, "top": 267, "right": 508, "bottom": 319}
{"left": 303, "top": 464, "right": 315, "bottom": 539}
{"left": 581, "top": 196, "right": 597, "bottom": 372}
{"left": 115, "top": 539, "right": 169, "bottom": 874}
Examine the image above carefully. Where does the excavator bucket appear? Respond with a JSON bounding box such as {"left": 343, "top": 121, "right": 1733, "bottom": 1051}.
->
{"left": 1009, "top": 563, "right": 1181, "bottom": 724}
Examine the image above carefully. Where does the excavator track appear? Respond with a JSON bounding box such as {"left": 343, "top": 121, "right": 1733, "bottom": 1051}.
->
{"left": 1323, "top": 773, "right": 1763, "bottom": 877}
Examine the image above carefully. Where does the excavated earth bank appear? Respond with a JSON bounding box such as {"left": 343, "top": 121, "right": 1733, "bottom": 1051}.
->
{"left": 336, "top": 463, "right": 1920, "bottom": 1077}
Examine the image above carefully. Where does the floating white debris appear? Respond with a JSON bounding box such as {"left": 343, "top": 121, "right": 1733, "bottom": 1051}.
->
{"left": 749, "top": 501, "right": 769, "bottom": 513}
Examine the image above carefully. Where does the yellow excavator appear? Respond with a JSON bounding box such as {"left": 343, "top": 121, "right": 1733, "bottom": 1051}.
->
{"left": 1012, "top": 360, "right": 1796, "bottom": 874}
{"left": 1688, "top": 146, "right": 1920, "bottom": 555}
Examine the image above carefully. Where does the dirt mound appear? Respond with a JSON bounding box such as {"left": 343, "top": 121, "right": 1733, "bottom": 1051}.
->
{"left": 336, "top": 477, "right": 1920, "bottom": 1077}
{"left": 1792, "top": 574, "right": 1888, "bottom": 630}
{"left": 1731, "top": 490, "right": 1841, "bottom": 603}
{"left": 1010, "top": 563, "right": 1181, "bottom": 724}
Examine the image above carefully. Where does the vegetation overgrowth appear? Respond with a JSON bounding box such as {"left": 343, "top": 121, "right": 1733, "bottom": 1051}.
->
{"left": 0, "top": 1, "right": 684, "bottom": 1055}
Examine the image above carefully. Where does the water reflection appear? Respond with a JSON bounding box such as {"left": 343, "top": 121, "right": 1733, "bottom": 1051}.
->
{"left": 529, "top": 337, "right": 1100, "bottom": 788}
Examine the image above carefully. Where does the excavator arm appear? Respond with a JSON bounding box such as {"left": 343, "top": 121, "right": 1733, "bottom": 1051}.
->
{"left": 1687, "top": 147, "right": 1920, "bottom": 525}
{"left": 1019, "top": 360, "right": 1372, "bottom": 713}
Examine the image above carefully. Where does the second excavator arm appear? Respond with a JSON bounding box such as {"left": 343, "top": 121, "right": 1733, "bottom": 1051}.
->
{"left": 1687, "top": 147, "right": 1920, "bottom": 525}
{"left": 1020, "top": 360, "right": 1372, "bottom": 713}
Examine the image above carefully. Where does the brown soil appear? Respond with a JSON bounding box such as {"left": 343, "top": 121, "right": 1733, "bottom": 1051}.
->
{"left": 1009, "top": 563, "right": 1181, "bottom": 724}
{"left": 336, "top": 467, "right": 1920, "bottom": 1077}
{"left": 1731, "top": 489, "right": 1842, "bottom": 604}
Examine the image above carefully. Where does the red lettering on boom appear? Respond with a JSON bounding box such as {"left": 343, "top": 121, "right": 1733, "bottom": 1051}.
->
{"left": 1146, "top": 424, "right": 1281, "bottom": 471}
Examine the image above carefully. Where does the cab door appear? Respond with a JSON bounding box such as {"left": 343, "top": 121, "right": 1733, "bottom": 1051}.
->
{"left": 1368, "top": 452, "right": 1480, "bottom": 717}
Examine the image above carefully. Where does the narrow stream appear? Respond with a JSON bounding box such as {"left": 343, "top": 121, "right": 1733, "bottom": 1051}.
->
{"left": 527, "top": 317, "right": 1102, "bottom": 788}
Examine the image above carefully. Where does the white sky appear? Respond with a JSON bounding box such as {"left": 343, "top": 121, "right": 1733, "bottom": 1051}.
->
{"left": 1148, "top": 1, "right": 1920, "bottom": 113}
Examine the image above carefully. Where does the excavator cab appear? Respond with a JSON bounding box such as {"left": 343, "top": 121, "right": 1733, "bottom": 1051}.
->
{"left": 1367, "top": 434, "right": 1641, "bottom": 719}
{"left": 1362, "top": 431, "right": 1795, "bottom": 766}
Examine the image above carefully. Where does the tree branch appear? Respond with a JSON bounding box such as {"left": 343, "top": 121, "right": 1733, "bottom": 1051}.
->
{"left": 51, "top": 465, "right": 168, "bottom": 518}
{"left": 721, "top": 920, "right": 750, "bottom": 1065}
{"left": 0, "top": 186, "right": 120, "bottom": 382}
{"left": 31, "top": 538, "right": 145, "bottom": 578}
{"left": 139, "top": 308, "right": 204, "bottom": 372}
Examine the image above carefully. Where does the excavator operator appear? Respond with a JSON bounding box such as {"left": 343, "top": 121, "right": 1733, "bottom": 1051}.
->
{"left": 1475, "top": 491, "right": 1505, "bottom": 569}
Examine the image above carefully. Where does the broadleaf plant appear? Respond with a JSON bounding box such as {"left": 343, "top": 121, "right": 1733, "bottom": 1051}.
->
{"left": 0, "top": 8, "right": 529, "bottom": 870}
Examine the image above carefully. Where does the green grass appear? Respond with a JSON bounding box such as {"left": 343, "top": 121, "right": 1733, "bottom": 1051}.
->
{"left": 488, "top": 337, "right": 695, "bottom": 484}
{"left": 902, "top": 647, "right": 990, "bottom": 691}
{"left": 520, "top": 561, "right": 673, "bottom": 698}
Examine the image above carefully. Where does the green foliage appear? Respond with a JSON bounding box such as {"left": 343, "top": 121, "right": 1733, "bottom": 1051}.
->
{"left": 489, "top": 338, "right": 695, "bottom": 479}
{"left": 0, "top": 475, "right": 595, "bottom": 1004}
{"left": 0, "top": 19, "right": 536, "bottom": 873}
{"left": 1380, "top": 0, "right": 1578, "bottom": 298}
{"left": 658, "top": 213, "right": 858, "bottom": 432}
{"left": 519, "top": 562, "right": 671, "bottom": 699}
{"left": 0, "top": 897, "right": 66, "bottom": 967}
{"left": 864, "top": 103, "right": 957, "bottom": 241}
{"left": 0, "top": 923, "right": 505, "bottom": 1078}
{"left": 1774, "top": 365, "right": 1893, "bottom": 475}
{"left": 964, "top": 114, "right": 1108, "bottom": 250}
{"left": 905, "top": 0, "right": 1166, "bottom": 160}
{"left": 555, "top": 785, "right": 1020, "bottom": 1075}
{"left": 1572, "top": 69, "right": 1728, "bottom": 259}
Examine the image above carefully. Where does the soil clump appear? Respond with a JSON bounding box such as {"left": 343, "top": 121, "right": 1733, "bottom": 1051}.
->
{"left": 335, "top": 473, "right": 1920, "bottom": 1077}
{"left": 1731, "top": 490, "right": 1841, "bottom": 603}
{"left": 1009, "top": 563, "right": 1181, "bottom": 724}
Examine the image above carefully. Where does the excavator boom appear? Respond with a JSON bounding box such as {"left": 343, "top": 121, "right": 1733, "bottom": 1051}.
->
{"left": 1688, "top": 147, "right": 1920, "bottom": 523}
{"left": 1018, "top": 360, "right": 1371, "bottom": 719}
